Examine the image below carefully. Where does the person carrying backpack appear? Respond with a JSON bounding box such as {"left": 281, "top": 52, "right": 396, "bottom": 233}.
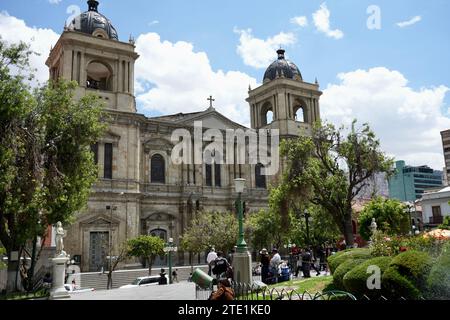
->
{"left": 212, "top": 251, "right": 230, "bottom": 278}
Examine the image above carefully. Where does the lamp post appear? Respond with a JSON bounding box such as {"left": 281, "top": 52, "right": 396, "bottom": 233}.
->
{"left": 232, "top": 178, "right": 253, "bottom": 285}
{"left": 235, "top": 178, "right": 247, "bottom": 251}
{"left": 164, "top": 238, "right": 177, "bottom": 284}
{"left": 406, "top": 202, "right": 414, "bottom": 235}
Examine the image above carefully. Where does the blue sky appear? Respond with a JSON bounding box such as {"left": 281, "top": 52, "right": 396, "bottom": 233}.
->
{"left": 1, "top": 0, "right": 450, "bottom": 170}
{"left": 2, "top": 0, "right": 449, "bottom": 89}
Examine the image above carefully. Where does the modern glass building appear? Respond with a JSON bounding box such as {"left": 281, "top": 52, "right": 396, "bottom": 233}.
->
{"left": 388, "top": 160, "right": 443, "bottom": 201}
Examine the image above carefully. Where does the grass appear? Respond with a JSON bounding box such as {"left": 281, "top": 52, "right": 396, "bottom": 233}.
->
{"left": 237, "top": 276, "right": 334, "bottom": 300}
{"left": 269, "top": 276, "right": 334, "bottom": 293}
{"left": 0, "top": 289, "right": 49, "bottom": 300}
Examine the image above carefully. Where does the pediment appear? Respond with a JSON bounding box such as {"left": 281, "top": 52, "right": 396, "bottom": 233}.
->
{"left": 101, "top": 130, "right": 121, "bottom": 146}
{"left": 143, "top": 137, "right": 174, "bottom": 153}
{"left": 144, "top": 212, "right": 175, "bottom": 222}
{"left": 79, "top": 214, "right": 120, "bottom": 227}
{"left": 181, "top": 109, "right": 247, "bottom": 130}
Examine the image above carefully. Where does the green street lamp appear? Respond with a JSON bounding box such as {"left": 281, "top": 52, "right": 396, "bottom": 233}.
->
{"left": 234, "top": 178, "right": 247, "bottom": 252}
{"left": 164, "top": 237, "right": 177, "bottom": 284}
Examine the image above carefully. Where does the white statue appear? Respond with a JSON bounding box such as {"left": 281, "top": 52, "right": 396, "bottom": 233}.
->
{"left": 55, "top": 222, "right": 67, "bottom": 257}
{"left": 370, "top": 218, "right": 377, "bottom": 235}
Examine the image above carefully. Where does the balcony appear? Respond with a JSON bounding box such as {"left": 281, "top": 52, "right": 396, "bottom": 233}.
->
{"left": 429, "top": 216, "right": 444, "bottom": 225}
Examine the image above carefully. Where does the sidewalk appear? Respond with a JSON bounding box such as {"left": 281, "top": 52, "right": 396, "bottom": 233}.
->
{"left": 69, "top": 281, "right": 196, "bottom": 300}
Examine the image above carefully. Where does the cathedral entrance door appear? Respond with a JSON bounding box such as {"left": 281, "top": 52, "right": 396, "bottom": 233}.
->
{"left": 150, "top": 228, "right": 167, "bottom": 267}
{"left": 89, "top": 231, "right": 108, "bottom": 272}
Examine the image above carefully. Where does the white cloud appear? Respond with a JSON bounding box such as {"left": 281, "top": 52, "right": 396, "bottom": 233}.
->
{"left": 148, "top": 20, "right": 159, "bottom": 27}
{"left": 48, "top": 0, "right": 62, "bottom": 4}
{"left": 0, "top": 11, "right": 60, "bottom": 86}
{"left": 135, "top": 32, "right": 258, "bottom": 127}
{"left": 396, "top": 16, "right": 422, "bottom": 28}
{"left": 312, "top": 2, "right": 344, "bottom": 39}
{"left": 321, "top": 67, "right": 450, "bottom": 170}
{"left": 234, "top": 28, "right": 296, "bottom": 69}
{"left": 290, "top": 16, "right": 308, "bottom": 27}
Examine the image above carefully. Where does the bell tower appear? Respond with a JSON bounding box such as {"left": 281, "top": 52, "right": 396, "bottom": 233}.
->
{"left": 247, "top": 49, "right": 322, "bottom": 138}
{"left": 45, "top": 0, "right": 139, "bottom": 113}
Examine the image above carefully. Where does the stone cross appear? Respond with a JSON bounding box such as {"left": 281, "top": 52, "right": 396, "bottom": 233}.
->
{"left": 207, "top": 95, "right": 215, "bottom": 108}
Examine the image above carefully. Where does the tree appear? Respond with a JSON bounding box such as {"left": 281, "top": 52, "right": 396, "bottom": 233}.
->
{"left": 358, "top": 197, "right": 410, "bottom": 240}
{"left": 246, "top": 209, "right": 285, "bottom": 250}
{"left": 289, "top": 205, "right": 341, "bottom": 248}
{"left": 0, "top": 40, "right": 106, "bottom": 292}
{"left": 438, "top": 216, "right": 450, "bottom": 230}
{"left": 181, "top": 211, "right": 238, "bottom": 256}
{"left": 106, "top": 241, "right": 130, "bottom": 290}
{"left": 278, "top": 121, "right": 393, "bottom": 247}
{"left": 127, "top": 235, "right": 165, "bottom": 275}
{"left": 0, "top": 246, "right": 5, "bottom": 269}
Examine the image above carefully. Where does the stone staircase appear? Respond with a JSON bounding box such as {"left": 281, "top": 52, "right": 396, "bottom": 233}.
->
{"left": 77, "top": 265, "right": 209, "bottom": 291}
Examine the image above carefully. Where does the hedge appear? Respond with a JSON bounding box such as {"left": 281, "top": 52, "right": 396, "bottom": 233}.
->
{"left": 382, "top": 250, "right": 433, "bottom": 299}
{"left": 327, "top": 248, "right": 372, "bottom": 274}
{"left": 332, "top": 258, "right": 366, "bottom": 290}
{"left": 427, "top": 242, "right": 450, "bottom": 300}
{"left": 343, "top": 256, "right": 392, "bottom": 298}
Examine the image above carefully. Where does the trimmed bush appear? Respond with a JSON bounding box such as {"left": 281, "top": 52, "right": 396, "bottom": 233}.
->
{"left": 382, "top": 267, "right": 420, "bottom": 299}
{"left": 328, "top": 248, "right": 372, "bottom": 274}
{"left": 382, "top": 250, "right": 433, "bottom": 299}
{"left": 332, "top": 258, "right": 366, "bottom": 290}
{"left": 427, "top": 242, "right": 450, "bottom": 300}
{"left": 343, "top": 256, "right": 392, "bottom": 298}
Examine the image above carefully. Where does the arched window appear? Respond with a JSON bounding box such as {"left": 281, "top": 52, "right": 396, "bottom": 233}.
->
{"left": 151, "top": 154, "right": 165, "bottom": 184}
{"left": 261, "top": 103, "right": 273, "bottom": 126}
{"left": 294, "top": 105, "right": 305, "bottom": 122}
{"left": 86, "top": 61, "right": 112, "bottom": 91}
{"left": 255, "top": 163, "right": 267, "bottom": 189}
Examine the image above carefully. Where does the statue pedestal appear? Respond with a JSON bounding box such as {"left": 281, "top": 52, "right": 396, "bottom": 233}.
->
{"left": 232, "top": 250, "right": 253, "bottom": 285}
{"left": 50, "top": 255, "right": 70, "bottom": 300}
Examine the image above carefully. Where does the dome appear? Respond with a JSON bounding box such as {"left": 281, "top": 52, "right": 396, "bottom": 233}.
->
{"left": 68, "top": 1, "right": 118, "bottom": 41}
{"left": 263, "top": 49, "right": 302, "bottom": 83}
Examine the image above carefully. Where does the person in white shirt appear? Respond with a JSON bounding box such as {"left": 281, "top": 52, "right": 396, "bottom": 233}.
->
{"left": 206, "top": 248, "right": 218, "bottom": 276}
{"left": 269, "top": 248, "right": 281, "bottom": 283}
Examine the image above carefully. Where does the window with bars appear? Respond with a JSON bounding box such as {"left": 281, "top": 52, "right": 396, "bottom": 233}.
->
{"left": 151, "top": 154, "right": 166, "bottom": 184}
{"left": 104, "top": 143, "right": 113, "bottom": 179}
{"left": 255, "top": 163, "right": 267, "bottom": 189}
{"left": 214, "top": 163, "right": 221, "bottom": 187}
{"left": 205, "top": 164, "right": 212, "bottom": 186}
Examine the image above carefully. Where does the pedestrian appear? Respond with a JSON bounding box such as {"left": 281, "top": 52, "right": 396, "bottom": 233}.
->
{"left": 42, "top": 273, "right": 52, "bottom": 292}
{"left": 172, "top": 269, "right": 179, "bottom": 283}
{"left": 209, "top": 278, "right": 234, "bottom": 301}
{"left": 260, "top": 248, "right": 270, "bottom": 284}
{"left": 188, "top": 273, "right": 193, "bottom": 282}
{"left": 294, "top": 250, "right": 303, "bottom": 278}
{"left": 317, "top": 245, "right": 326, "bottom": 272}
{"left": 159, "top": 268, "right": 168, "bottom": 285}
{"left": 309, "top": 248, "right": 321, "bottom": 276}
{"left": 206, "top": 247, "right": 218, "bottom": 276}
{"left": 212, "top": 251, "right": 230, "bottom": 279}
{"left": 301, "top": 248, "right": 312, "bottom": 278}
{"left": 269, "top": 248, "right": 281, "bottom": 283}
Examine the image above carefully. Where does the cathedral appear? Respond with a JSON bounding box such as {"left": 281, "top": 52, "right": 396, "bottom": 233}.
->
{"left": 46, "top": 1, "right": 322, "bottom": 271}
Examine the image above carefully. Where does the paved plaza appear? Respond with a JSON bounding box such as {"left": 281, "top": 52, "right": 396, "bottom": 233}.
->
{"left": 69, "top": 281, "right": 197, "bottom": 300}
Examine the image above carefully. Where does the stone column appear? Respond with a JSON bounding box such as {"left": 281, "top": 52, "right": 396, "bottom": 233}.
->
{"left": 50, "top": 255, "right": 70, "bottom": 299}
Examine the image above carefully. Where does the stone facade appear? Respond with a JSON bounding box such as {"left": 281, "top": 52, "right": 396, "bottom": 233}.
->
{"left": 45, "top": 2, "right": 322, "bottom": 272}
